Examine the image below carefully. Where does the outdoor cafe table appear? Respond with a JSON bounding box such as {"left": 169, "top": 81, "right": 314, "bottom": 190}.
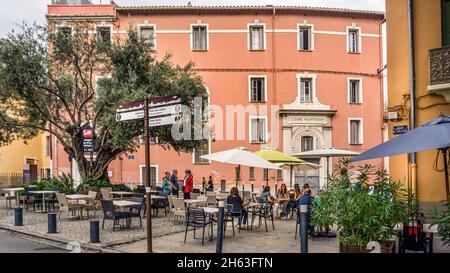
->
{"left": 65, "top": 194, "right": 95, "bottom": 220}
{"left": 28, "top": 190, "right": 58, "bottom": 213}
{"left": 3, "top": 187, "right": 24, "bottom": 208}
{"left": 110, "top": 191, "right": 134, "bottom": 200}
{"left": 198, "top": 207, "right": 219, "bottom": 241}
{"left": 112, "top": 200, "right": 141, "bottom": 229}
{"left": 184, "top": 199, "right": 205, "bottom": 207}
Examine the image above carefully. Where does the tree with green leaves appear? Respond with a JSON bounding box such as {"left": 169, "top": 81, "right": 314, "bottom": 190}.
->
{"left": 0, "top": 23, "right": 208, "bottom": 181}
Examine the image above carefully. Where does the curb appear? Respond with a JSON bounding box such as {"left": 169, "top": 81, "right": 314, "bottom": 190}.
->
{"left": 0, "top": 225, "right": 123, "bottom": 253}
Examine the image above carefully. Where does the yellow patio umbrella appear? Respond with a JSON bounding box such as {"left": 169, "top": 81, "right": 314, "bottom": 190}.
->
{"left": 254, "top": 148, "right": 318, "bottom": 187}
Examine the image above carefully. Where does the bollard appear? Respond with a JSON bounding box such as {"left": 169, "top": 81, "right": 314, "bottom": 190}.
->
{"left": 48, "top": 213, "right": 57, "bottom": 234}
{"left": 251, "top": 183, "right": 254, "bottom": 193}
{"left": 216, "top": 201, "right": 225, "bottom": 253}
{"left": 14, "top": 207, "right": 23, "bottom": 226}
{"left": 299, "top": 205, "right": 309, "bottom": 253}
{"left": 90, "top": 220, "right": 100, "bottom": 243}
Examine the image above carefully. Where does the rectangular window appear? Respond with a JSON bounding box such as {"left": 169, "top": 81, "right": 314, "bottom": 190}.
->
{"left": 249, "top": 167, "right": 255, "bottom": 180}
{"left": 263, "top": 168, "right": 269, "bottom": 181}
{"left": 194, "top": 141, "right": 210, "bottom": 164}
{"left": 45, "top": 136, "right": 51, "bottom": 157}
{"left": 350, "top": 120, "right": 362, "bottom": 145}
{"left": 299, "top": 26, "right": 312, "bottom": 51}
{"left": 96, "top": 26, "right": 111, "bottom": 44}
{"left": 192, "top": 25, "right": 208, "bottom": 51}
{"left": 348, "top": 29, "right": 360, "bottom": 53}
{"left": 141, "top": 166, "right": 157, "bottom": 186}
{"left": 249, "top": 25, "right": 264, "bottom": 50}
{"left": 349, "top": 79, "right": 361, "bottom": 103}
{"left": 277, "top": 170, "right": 283, "bottom": 180}
{"left": 139, "top": 26, "right": 155, "bottom": 49}
{"left": 58, "top": 26, "right": 72, "bottom": 39}
{"left": 250, "top": 77, "right": 266, "bottom": 102}
{"left": 301, "top": 136, "right": 314, "bottom": 152}
{"left": 300, "top": 78, "right": 313, "bottom": 103}
{"left": 250, "top": 117, "right": 267, "bottom": 143}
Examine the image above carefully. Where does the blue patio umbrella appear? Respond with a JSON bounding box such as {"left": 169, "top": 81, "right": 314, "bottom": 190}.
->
{"left": 351, "top": 115, "right": 450, "bottom": 199}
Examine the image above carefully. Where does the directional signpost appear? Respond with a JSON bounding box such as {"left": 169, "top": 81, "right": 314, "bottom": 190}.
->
{"left": 115, "top": 95, "right": 181, "bottom": 254}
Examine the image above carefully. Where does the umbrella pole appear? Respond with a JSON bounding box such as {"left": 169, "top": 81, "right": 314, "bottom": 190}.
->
{"left": 290, "top": 165, "right": 293, "bottom": 188}
{"left": 442, "top": 148, "right": 449, "bottom": 202}
{"left": 326, "top": 157, "right": 330, "bottom": 189}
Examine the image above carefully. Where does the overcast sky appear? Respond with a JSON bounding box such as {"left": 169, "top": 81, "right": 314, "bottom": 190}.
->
{"left": 0, "top": 0, "right": 385, "bottom": 37}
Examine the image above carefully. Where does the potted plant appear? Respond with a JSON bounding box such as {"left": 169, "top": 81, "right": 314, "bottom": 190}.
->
{"left": 311, "top": 160, "right": 407, "bottom": 253}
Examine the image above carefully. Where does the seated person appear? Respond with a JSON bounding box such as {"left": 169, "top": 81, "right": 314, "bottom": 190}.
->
{"left": 276, "top": 183, "right": 289, "bottom": 218}
{"left": 227, "top": 187, "right": 249, "bottom": 227}
{"left": 258, "top": 186, "right": 274, "bottom": 204}
{"left": 285, "top": 184, "right": 302, "bottom": 220}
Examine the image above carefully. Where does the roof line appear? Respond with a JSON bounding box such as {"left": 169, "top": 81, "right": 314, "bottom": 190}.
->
{"left": 114, "top": 5, "right": 384, "bottom": 18}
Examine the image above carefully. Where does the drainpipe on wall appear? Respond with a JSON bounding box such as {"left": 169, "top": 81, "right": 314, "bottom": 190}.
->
{"left": 271, "top": 6, "right": 279, "bottom": 150}
{"left": 407, "top": 0, "right": 418, "bottom": 196}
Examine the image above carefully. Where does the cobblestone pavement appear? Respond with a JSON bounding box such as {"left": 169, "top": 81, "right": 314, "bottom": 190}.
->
{"left": 113, "top": 217, "right": 340, "bottom": 253}
{"left": 0, "top": 201, "right": 184, "bottom": 247}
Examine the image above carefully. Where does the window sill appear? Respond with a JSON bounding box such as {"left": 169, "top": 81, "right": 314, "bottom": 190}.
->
{"left": 250, "top": 101, "right": 267, "bottom": 103}
{"left": 298, "top": 50, "right": 313, "bottom": 52}
{"left": 349, "top": 143, "right": 363, "bottom": 146}
{"left": 250, "top": 141, "right": 268, "bottom": 144}
{"left": 193, "top": 162, "right": 211, "bottom": 165}
{"left": 192, "top": 50, "right": 208, "bottom": 52}
{"left": 249, "top": 49, "right": 266, "bottom": 52}
{"left": 348, "top": 52, "right": 361, "bottom": 55}
{"left": 349, "top": 102, "right": 363, "bottom": 105}
{"left": 249, "top": 178, "right": 256, "bottom": 181}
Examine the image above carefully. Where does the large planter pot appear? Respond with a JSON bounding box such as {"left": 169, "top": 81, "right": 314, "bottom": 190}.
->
{"left": 339, "top": 240, "right": 396, "bottom": 253}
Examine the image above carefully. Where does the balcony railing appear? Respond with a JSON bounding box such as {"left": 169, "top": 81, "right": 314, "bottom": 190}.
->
{"left": 429, "top": 45, "right": 450, "bottom": 86}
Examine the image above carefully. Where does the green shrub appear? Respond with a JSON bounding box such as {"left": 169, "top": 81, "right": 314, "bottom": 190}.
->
{"left": 111, "top": 183, "right": 132, "bottom": 192}
{"left": 26, "top": 174, "right": 76, "bottom": 194}
{"left": 76, "top": 179, "right": 112, "bottom": 193}
{"left": 431, "top": 199, "right": 450, "bottom": 247}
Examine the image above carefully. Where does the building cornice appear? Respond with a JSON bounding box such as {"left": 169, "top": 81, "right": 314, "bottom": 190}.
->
{"left": 114, "top": 5, "right": 384, "bottom": 20}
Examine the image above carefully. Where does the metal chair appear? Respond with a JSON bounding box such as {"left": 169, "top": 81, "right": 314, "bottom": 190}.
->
{"left": 129, "top": 196, "right": 145, "bottom": 227}
{"left": 100, "top": 200, "right": 131, "bottom": 231}
{"left": 223, "top": 204, "right": 245, "bottom": 237}
{"left": 184, "top": 208, "right": 211, "bottom": 246}
{"left": 252, "top": 203, "right": 275, "bottom": 232}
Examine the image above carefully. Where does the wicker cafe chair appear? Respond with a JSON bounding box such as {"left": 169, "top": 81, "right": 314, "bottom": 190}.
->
{"left": 184, "top": 208, "right": 212, "bottom": 246}
{"left": 100, "top": 200, "right": 131, "bottom": 231}
{"left": 56, "top": 193, "right": 82, "bottom": 220}
{"left": 129, "top": 196, "right": 145, "bottom": 227}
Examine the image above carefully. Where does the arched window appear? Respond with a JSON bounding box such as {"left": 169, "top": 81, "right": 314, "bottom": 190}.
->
{"left": 301, "top": 136, "right": 314, "bottom": 152}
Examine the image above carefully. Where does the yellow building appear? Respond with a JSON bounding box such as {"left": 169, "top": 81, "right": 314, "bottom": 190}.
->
{"left": 386, "top": 0, "right": 450, "bottom": 213}
{"left": 0, "top": 134, "right": 52, "bottom": 185}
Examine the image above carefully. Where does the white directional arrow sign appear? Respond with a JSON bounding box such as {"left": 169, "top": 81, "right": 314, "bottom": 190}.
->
{"left": 149, "top": 114, "right": 182, "bottom": 127}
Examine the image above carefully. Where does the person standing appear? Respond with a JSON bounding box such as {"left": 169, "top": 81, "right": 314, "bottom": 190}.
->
{"left": 183, "top": 169, "right": 194, "bottom": 199}
{"left": 170, "top": 169, "right": 180, "bottom": 196}
{"left": 161, "top": 171, "right": 172, "bottom": 195}
{"left": 206, "top": 176, "right": 214, "bottom": 191}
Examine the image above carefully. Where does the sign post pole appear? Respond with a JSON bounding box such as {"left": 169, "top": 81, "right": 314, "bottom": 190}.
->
{"left": 144, "top": 97, "right": 153, "bottom": 253}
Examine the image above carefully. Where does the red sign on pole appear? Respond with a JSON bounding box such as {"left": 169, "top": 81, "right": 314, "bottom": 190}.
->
{"left": 83, "top": 129, "right": 93, "bottom": 139}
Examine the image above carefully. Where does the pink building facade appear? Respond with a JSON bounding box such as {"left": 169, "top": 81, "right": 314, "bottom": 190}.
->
{"left": 47, "top": 4, "right": 385, "bottom": 192}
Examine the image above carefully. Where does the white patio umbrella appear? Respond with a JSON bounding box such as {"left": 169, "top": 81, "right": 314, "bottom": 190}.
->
{"left": 294, "top": 147, "right": 360, "bottom": 186}
{"left": 200, "top": 147, "right": 281, "bottom": 186}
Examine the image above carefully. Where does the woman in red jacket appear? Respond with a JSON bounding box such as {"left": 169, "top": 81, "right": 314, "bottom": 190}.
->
{"left": 183, "top": 169, "right": 194, "bottom": 199}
